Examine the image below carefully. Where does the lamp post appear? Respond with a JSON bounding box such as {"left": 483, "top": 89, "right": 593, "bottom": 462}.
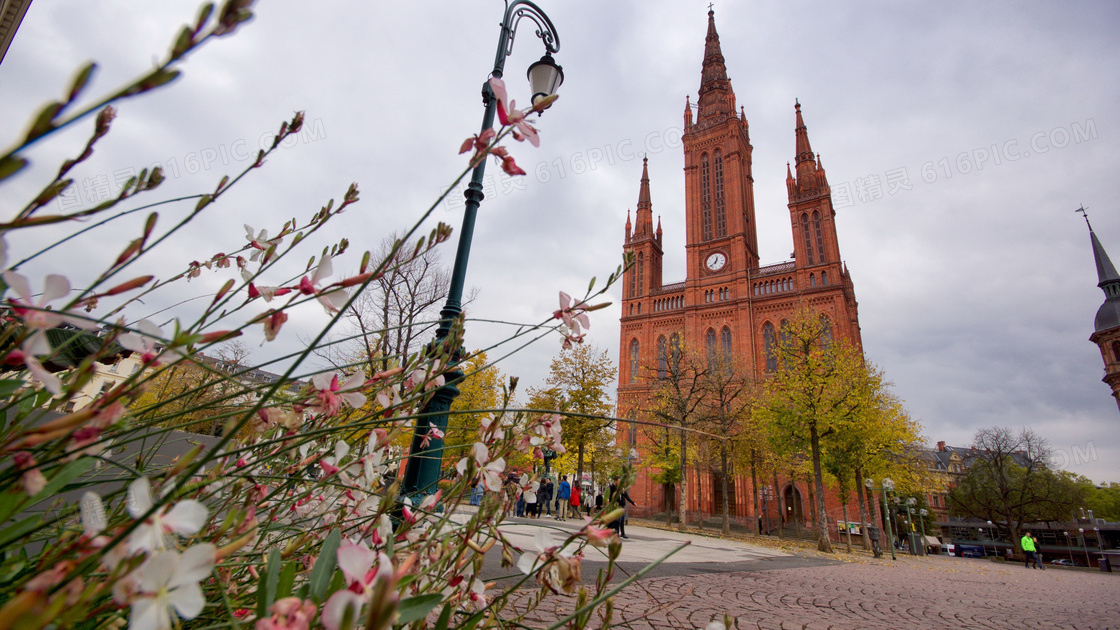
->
{"left": 1079, "top": 528, "right": 1091, "bottom": 566}
{"left": 986, "top": 520, "right": 994, "bottom": 558}
{"left": 906, "top": 497, "right": 918, "bottom": 556}
{"left": 978, "top": 527, "right": 986, "bottom": 558}
{"left": 882, "top": 478, "right": 897, "bottom": 560}
{"left": 919, "top": 508, "right": 929, "bottom": 556}
{"left": 400, "top": 1, "right": 563, "bottom": 499}
{"left": 1064, "top": 531, "right": 1074, "bottom": 564}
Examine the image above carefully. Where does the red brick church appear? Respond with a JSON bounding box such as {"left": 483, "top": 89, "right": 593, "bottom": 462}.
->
{"left": 615, "top": 10, "right": 863, "bottom": 528}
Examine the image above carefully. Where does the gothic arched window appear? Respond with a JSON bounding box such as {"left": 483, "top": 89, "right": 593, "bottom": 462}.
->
{"left": 670, "top": 333, "right": 682, "bottom": 375}
{"left": 721, "top": 326, "right": 732, "bottom": 362}
{"left": 701, "top": 153, "right": 712, "bottom": 241}
{"left": 820, "top": 315, "right": 833, "bottom": 351}
{"left": 706, "top": 328, "right": 717, "bottom": 367}
{"left": 763, "top": 323, "right": 777, "bottom": 372}
{"left": 629, "top": 261, "right": 636, "bottom": 298}
{"left": 714, "top": 149, "right": 726, "bottom": 238}
{"left": 629, "top": 338, "right": 640, "bottom": 383}
{"left": 636, "top": 252, "right": 645, "bottom": 297}
{"left": 627, "top": 409, "right": 638, "bottom": 449}
{"left": 801, "top": 213, "right": 815, "bottom": 265}
{"left": 810, "top": 273, "right": 816, "bottom": 287}
{"left": 821, "top": 271, "right": 828, "bottom": 285}
{"left": 657, "top": 335, "right": 668, "bottom": 378}
{"left": 812, "top": 210, "right": 825, "bottom": 263}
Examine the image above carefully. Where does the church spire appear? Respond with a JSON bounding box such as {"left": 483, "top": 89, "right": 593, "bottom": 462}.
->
{"left": 696, "top": 9, "right": 735, "bottom": 124}
{"left": 1082, "top": 206, "right": 1120, "bottom": 411}
{"left": 1085, "top": 211, "right": 1120, "bottom": 288}
{"left": 791, "top": 100, "right": 823, "bottom": 197}
{"left": 635, "top": 157, "right": 653, "bottom": 236}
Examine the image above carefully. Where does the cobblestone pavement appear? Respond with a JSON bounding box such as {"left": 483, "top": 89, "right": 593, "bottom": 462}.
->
{"left": 519, "top": 555, "right": 1120, "bottom": 629}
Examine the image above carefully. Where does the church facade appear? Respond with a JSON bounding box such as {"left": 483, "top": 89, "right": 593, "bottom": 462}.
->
{"left": 615, "top": 10, "right": 863, "bottom": 526}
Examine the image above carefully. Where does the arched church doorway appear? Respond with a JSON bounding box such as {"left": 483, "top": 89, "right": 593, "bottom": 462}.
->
{"left": 783, "top": 485, "right": 803, "bottom": 524}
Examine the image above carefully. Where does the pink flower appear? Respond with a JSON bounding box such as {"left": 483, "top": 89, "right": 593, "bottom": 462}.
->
{"left": 297, "top": 254, "right": 349, "bottom": 314}
{"left": 321, "top": 544, "right": 393, "bottom": 630}
{"left": 455, "top": 442, "right": 506, "bottom": 492}
{"left": 583, "top": 523, "right": 617, "bottom": 548}
{"left": 260, "top": 309, "right": 288, "bottom": 342}
{"left": 129, "top": 544, "right": 216, "bottom": 630}
{"left": 119, "top": 319, "right": 180, "bottom": 366}
{"left": 13, "top": 451, "right": 46, "bottom": 496}
{"left": 127, "top": 477, "right": 209, "bottom": 554}
{"left": 489, "top": 77, "right": 540, "bottom": 147}
{"left": 256, "top": 597, "right": 317, "bottom": 630}
{"left": 308, "top": 371, "right": 366, "bottom": 417}
{"left": 553, "top": 291, "right": 591, "bottom": 335}
{"left": 2, "top": 271, "right": 97, "bottom": 357}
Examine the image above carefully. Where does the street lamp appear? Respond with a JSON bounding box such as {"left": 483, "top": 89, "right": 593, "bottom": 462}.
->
{"left": 978, "top": 527, "right": 986, "bottom": 558}
{"left": 986, "top": 520, "right": 994, "bottom": 558}
{"left": 1079, "top": 528, "right": 1091, "bottom": 566}
{"left": 882, "top": 478, "right": 897, "bottom": 560}
{"left": 400, "top": 1, "right": 563, "bottom": 499}
{"left": 1064, "top": 531, "right": 1074, "bottom": 564}
{"left": 919, "top": 508, "right": 929, "bottom": 556}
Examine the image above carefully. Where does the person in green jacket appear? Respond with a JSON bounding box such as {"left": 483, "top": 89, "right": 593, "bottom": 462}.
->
{"left": 1021, "top": 533, "right": 1043, "bottom": 569}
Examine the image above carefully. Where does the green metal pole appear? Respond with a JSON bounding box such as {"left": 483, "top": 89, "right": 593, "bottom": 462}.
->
{"left": 400, "top": 1, "right": 560, "bottom": 499}
{"left": 883, "top": 484, "right": 896, "bottom": 561}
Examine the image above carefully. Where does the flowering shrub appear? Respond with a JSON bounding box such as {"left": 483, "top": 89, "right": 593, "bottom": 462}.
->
{"left": 0, "top": 2, "right": 659, "bottom": 630}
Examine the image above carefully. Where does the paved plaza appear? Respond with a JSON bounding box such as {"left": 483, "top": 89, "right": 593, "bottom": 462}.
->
{"left": 489, "top": 515, "right": 1120, "bottom": 629}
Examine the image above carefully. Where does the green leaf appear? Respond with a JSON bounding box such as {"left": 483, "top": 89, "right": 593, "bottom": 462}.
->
{"left": 24, "top": 101, "right": 63, "bottom": 143}
{"left": 29, "top": 458, "right": 93, "bottom": 509}
{"left": 434, "top": 604, "right": 452, "bottom": 630}
{"left": 396, "top": 594, "right": 444, "bottom": 625}
{"left": 67, "top": 62, "right": 96, "bottom": 103}
{"left": 0, "top": 156, "right": 28, "bottom": 182}
{"left": 0, "top": 490, "right": 29, "bottom": 525}
{"left": 258, "top": 548, "right": 281, "bottom": 618}
{"left": 171, "top": 26, "right": 193, "bottom": 59}
{"left": 0, "top": 515, "right": 41, "bottom": 549}
{"left": 306, "top": 528, "right": 340, "bottom": 602}
{"left": 0, "top": 379, "right": 25, "bottom": 398}
{"left": 276, "top": 561, "right": 297, "bottom": 600}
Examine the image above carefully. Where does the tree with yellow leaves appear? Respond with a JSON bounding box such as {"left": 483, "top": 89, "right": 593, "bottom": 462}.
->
{"left": 758, "top": 308, "right": 876, "bottom": 553}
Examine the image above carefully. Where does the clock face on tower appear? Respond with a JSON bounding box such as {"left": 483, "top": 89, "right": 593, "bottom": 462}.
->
{"left": 705, "top": 252, "right": 727, "bottom": 272}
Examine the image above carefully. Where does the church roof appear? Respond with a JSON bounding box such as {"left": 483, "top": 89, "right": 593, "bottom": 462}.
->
{"left": 1084, "top": 215, "right": 1120, "bottom": 333}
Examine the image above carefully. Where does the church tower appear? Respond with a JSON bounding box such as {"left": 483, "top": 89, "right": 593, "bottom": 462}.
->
{"left": 1082, "top": 208, "right": 1120, "bottom": 411}
{"left": 616, "top": 9, "right": 864, "bottom": 524}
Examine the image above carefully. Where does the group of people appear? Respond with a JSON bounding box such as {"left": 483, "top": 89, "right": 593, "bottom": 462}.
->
{"left": 1020, "top": 533, "right": 1045, "bottom": 569}
{"left": 487, "top": 473, "right": 637, "bottom": 539}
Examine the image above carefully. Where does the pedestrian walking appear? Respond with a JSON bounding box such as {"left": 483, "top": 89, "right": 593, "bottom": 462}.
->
{"left": 525, "top": 479, "right": 538, "bottom": 518}
{"left": 595, "top": 491, "right": 604, "bottom": 513}
{"left": 613, "top": 477, "right": 636, "bottom": 539}
{"left": 539, "top": 478, "right": 554, "bottom": 517}
{"left": 1021, "top": 532, "right": 1043, "bottom": 569}
{"left": 867, "top": 524, "right": 882, "bottom": 558}
{"left": 469, "top": 480, "right": 484, "bottom": 506}
{"left": 556, "top": 475, "right": 571, "bottom": 521}
{"left": 570, "top": 483, "right": 581, "bottom": 517}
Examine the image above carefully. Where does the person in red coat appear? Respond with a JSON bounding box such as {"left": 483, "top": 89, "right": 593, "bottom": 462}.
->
{"left": 569, "top": 483, "right": 581, "bottom": 515}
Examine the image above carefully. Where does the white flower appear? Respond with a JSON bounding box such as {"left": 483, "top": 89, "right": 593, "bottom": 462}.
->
{"left": 127, "top": 477, "right": 209, "bottom": 553}
{"left": 129, "top": 543, "right": 216, "bottom": 630}
{"left": 517, "top": 528, "right": 567, "bottom": 575}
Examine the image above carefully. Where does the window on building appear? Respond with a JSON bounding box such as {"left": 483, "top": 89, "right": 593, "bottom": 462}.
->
{"left": 629, "top": 260, "right": 636, "bottom": 298}
{"left": 701, "top": 153, "right": 712, "bottom": 241}
{"left": 801, "top": 213, "right": 814, "bottom": 265}
{"left": 657, "top": 335, "right": 668, "bottom": 378}
{"left": 810, "top": 273, "right": 816, "bottom": 287}
{"left": 636, "top": 252, "right": 645, "bottom": 297}
{"left": 721, "top": 326, "right": 732, "bottom": 362}
{"left": 812, "top": 211, "right": 825, "bottom": 263}
{"left": 763, "top": 323, "right": 777, "bottom": 372}
{"left": 706, "top": 328, "right": 717, "bottom": 368}
{"left": 627, "top": 409, "right": 638, "bottom": 449}
{"left": 629, "top": 338, "right": 640, "bottom": 383}
{"left": 670, "top": 333, "right": 682, "bottom": 375}
{"left": 714, "top": 149, "right": 726, "bottom": 238}
{"left": 821, "top": 271, "right": 828, "bottom": 285}
{"left": 97, "top": 381, "right": 113, "bottom": 398}
{"left": 1112, "top": 340, "right": 1120, "bottom": 363}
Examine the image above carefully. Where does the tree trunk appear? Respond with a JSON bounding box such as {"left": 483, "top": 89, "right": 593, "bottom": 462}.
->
{"left": 577, "top": 442, "right": 585, "bottom": 486}
{"left": 678, "top": 426, "right": 687, "bottom": 532}
{"left": 791, "top": 470, "right": 802, "bottom": 540}
{"left": 855, "top": 468, "right": 871, "bottom": 551}
{"left": 774, "top": 471, "right": 785, "bottom": 541}
{"left": 809, "top": 424, "right": 833, "bottom": 553}
{"left": 721, "top": 440, "right": 730, "bottom": 536}
{"left": 807, "top": 474, "right": 818, "bottom": 536}
{"left": 842, "top": 502, "right": 852, "bottom": 553}
{"left": 750, "top": 449, "right": 760, "bottom": 535}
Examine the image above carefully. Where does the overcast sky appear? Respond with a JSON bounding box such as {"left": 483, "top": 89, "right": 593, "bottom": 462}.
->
{"left": 2, "top": 1, "right": 1118, "bottom": 483}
